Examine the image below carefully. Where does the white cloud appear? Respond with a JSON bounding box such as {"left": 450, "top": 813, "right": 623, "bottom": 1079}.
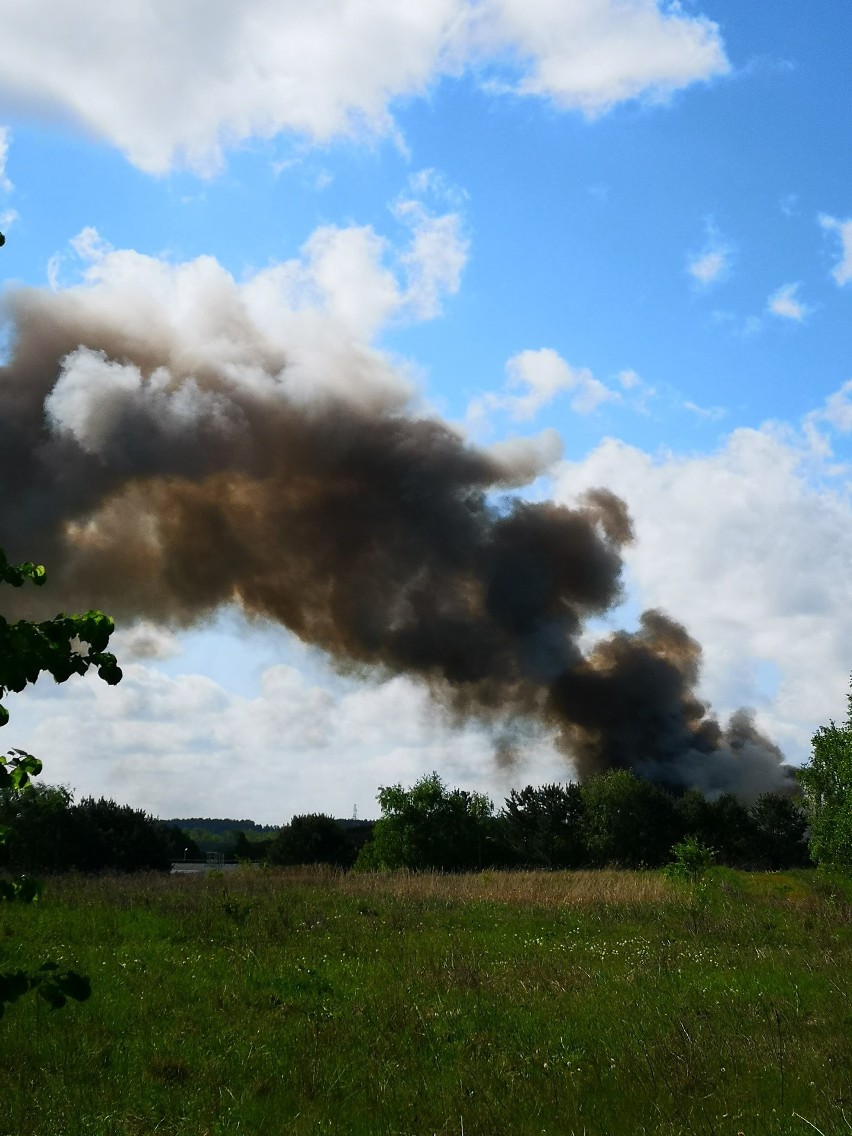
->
{"left": 469, "top": 347, "right": 619, "bottom": 426}
{"left": 69, "top": 225, "right": 112, "bottom": 262}
{"left": 0, "top": 125, "right": 11, "bottom": 191}
{"left": 805, "top": 378, "right": 852, "bottom": 438}
{"left": 688, "top": 250, "right": 727, "bottom": 285}
{"left": 479, "top": 0, "right": 728, "bottom": 114}
{"left": 687, "top": 224, "right": 735, "bottom": 287}
{"left": 0, "top": 1, "right": 465, "bottom": 174}
{"left": 687, "top": 220, "right": 735, "bottom": 287}
{"left": 10, "top": 660, "right": 566, "bottom": 822}
{"left": 394, "top": 197, "right": 469, "bottom": 320}
{"left": 819, "top": 214, "right": 852, "bottom": 286}
{"left": 553, "top": 416, "right": 852, "bottom": 766}
{"left": 767, "top": 281, "right": 810, "bottom": 322}
{"left": 683, "top": 399, "right": 726, "bottom": 421}
{"left": 0, "top": 2, "right": 728, "bottom": 174}
{"left": 48, "top": 184, "right": 466, "bottom": 357}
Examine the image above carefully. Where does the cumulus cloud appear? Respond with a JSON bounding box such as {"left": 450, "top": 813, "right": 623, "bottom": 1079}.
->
{"left": 10, "top": 658, "right": 566, "bottom": 822}
{"left": 45, "top": 185, "right": 467, "bottom": 347}
{"left": 767, "top": 281, "right": 810, "bottom": 322}
{"left": 819, "top": 214, "right": 852, "bottom": 286}
{"left": 0, "top": 1, "right": 728, "bottom": 174}
{"left": 553, "top": 414, "right": 852, "bottom": 765}
{"left": 478, "top": 0, "right": 728, "bottom": 114}
{"left": 393, "top": 197, "right": 469, "bottom": 320}
{"left": 469, "top": 347, "right": 619, "bottom": 426}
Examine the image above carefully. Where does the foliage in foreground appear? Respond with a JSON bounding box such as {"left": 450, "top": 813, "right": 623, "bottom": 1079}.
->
{"left": 1, "top": 867, "right": 850, "bottom": 1135}
{"left": 0, "top": 750, "right": 92, "bottom": 1019}
{"left": 0, "top": 547, "right": 122, "bottom": 1017}
{"left": 0, "top": 548, "right": 122, "bottom": 727}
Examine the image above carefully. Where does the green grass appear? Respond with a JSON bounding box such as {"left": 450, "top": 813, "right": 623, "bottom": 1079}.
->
{"left": 1, "top": 867, "right": 851, "bottom": 1136}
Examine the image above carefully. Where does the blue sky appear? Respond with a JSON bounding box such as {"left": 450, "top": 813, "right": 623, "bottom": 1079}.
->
{"left": 1, "top": 1, "right": 851, "bottom": 822}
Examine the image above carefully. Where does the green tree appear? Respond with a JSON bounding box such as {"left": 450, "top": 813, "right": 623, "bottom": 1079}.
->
{"left": 0, "top": 785, "right": 187, "bottom": 873}
{"left": 269, "top": 814, "right": 355, "bottom": 867}
{"left": 159, "top": 825, "right": 201, "bottom": 863}
{"left": 705, "top": 793, "right": 758, "bottom": 868}
{"left": 502, "top": 782, "right": 586, "bottom": 868}
{"left": 799, "top": 688, "right": 852, "bottom": 873}
{"left": 357, "top": 772, "right": 497, "bottom": 872}
{"left": 674, "top": 788, "right": 719, "bottom": 849}
{"left": 749, "top": 792, "right": 810, "bottom": 870}
{"left": 0, "top": 781, "right": 74, "bottom": 873}
{"left": 67, "top": 797, "right": 174, "bottom": 873}
{"left": 579, "top": 769, "right": 679, "bottom": 868}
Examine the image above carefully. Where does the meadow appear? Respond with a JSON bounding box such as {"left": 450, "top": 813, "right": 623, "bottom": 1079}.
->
{"left": 2, "top": 867, "right": 851, "bottom": 1136}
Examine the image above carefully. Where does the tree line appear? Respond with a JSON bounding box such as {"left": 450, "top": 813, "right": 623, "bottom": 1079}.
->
{"left": 0, "top": 768, "right": 812, "bottom": 875}
{"left": 0, "top": 783, "right": 196, "bottom": 873}
{"left": 280, "top": 771, "right": 811, "bottom": 873}
{"left": 187, "top": 688, "right": 852, "bottom": 877}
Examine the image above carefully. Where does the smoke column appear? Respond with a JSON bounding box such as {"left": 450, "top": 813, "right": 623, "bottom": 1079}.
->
{"left": 0, "top": 253, "right": 793, "bottom": 798}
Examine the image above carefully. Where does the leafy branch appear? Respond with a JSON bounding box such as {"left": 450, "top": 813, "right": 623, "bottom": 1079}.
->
{"left": 0, "top": 549, "right": 122, "bottom": 1020}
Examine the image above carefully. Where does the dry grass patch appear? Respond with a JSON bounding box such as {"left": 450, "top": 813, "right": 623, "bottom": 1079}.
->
{"left": 45, "top": 864, "right": 679, "bottom": 910}
{"left": 332, "top": 865, "right": 679, "bottom": 906}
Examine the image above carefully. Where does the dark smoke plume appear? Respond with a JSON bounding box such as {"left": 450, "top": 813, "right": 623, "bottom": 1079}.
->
{"left": 0, "top": 268, "right": 794, "bottom": 798}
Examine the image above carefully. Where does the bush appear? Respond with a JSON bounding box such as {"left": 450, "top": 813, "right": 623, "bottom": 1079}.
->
{"left": 358, "top": 773, "right": 498, "bottom": 872}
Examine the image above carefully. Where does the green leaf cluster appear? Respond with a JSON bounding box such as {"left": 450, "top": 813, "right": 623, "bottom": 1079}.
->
{"left": 0, "top": 749, "right": 42, "bottom": 792}
{"left": 0, "top": 549, "right": 46, "bottom": 589}
{"left": 0, "top": 549, "right": 117, "bottom": 1020}
{"left": 0, "top": 610, "right": 122, "bottom": 726}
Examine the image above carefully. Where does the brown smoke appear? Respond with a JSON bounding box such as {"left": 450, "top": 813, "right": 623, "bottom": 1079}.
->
{"left": 0, "top": 272, "right": 794, "bottom": 799}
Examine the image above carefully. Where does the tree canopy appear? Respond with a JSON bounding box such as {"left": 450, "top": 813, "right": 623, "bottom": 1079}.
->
{"left": 799, "top": 685, "right": 852, "bottom": 873}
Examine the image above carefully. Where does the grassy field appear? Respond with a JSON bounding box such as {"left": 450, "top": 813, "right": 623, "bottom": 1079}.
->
{"left": 1, "top": 867, "right": 850, "bottom": 1136}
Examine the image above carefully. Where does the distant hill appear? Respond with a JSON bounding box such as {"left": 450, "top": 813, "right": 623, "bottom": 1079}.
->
{"left": 164, "top": 816, "right": 375, "bottom": 834}
{"left": 164, "top": 818, "right": 279, "bottom": 836}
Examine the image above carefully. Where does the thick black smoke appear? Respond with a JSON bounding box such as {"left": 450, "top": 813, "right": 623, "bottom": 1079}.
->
{"left": 0, "top": 274, "right": 794, "bottom": 798}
